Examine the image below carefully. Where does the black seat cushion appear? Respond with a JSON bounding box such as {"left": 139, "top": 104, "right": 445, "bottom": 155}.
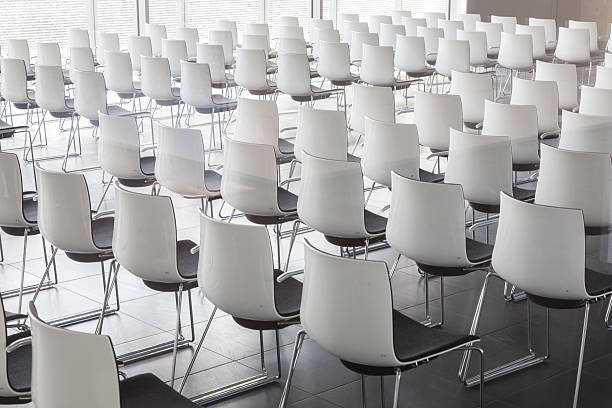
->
{"left": 513, "top": 162, "right": 540, "bottom": 172}
{"left": 585, "top": 268, "right": 612, "bottom": 297}
{"left": 142, "top": 240, "right": 199, "bottom": 292}
{"left": 140, "top": 156, "right": 156, "bottom": 176}
{"left": 278, "top": 139, "right": 295, "bottom": 155}
{"left": 419, "top": 169, "right": 445, "bottom": 183}
{"left": 417, "top": 238, "right": 492, "bottom": 277}
{"left": 204, "top": 170, "right": 222, "bottom": 193}
{"left": 466, "top": 238, "right": 494, "bottom": 264}
{"left": 119, "top": 157, "right": 157, "bottom": 187}
{"left": 243, "top": 188, "right": 298, "bottom": 225}
{"left": 406, "top": 68, "right": 435, "bottom": 78}
{"left": 364, "top": 210, "right": 387, "bottom": 235}
{"left": 120, "top": 373, "right": 199, "bottom": 408}
{"left": 513, "top": 186, "right": 535, "bottom": 202}
{"left": 347, "top": 153, "right": 361, "bottom": 163}
{"left": 325, "top": 211, "right": 387, "bottom": 248}
{"left": 291, "top": 87, "right": 335, "bottom": 103}
{"left": 6, "top": 339, "right": 31, "bottom": 393}
{"left": 22, "top": 196, "right": 37, "bottom": 224}
{"left": 5, "top": 311, "right": 27, "bottom": 322}
{"left": 92, "top": 217, "right": 114, "bottom": 250}
{"left": 277, "top": 188, "right": 298, "bottom": 213}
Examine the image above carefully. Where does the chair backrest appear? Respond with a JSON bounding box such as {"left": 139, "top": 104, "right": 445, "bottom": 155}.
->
{"left": 1, "top": 59, "right": 29, "bottom": 104}
{"left": 0, "top": 152, "right": 29, "bottom": 228}
{"left": 161, "top": 39, "right": 188, "bottom": 78}
{"left": 242, "top": 34, "right": 269, "bottom": 53}
{"left": 394, "top": 35, "right": 427, "bottom": 72}
{"left": 278, "top": 38, "right": 308, "bottom": 55}
{"left": 458, "top": 13, "right": 481, "bottom": 32}
{"left": 209, "top": 30, "right": 235, "bottom": 66}
{"left": 317, "top": 41, "right": 351, "bottom": 81}
{"left": 439, "top": 20, "right": 464, "bottom": 40}
{"left": 145, "top": 23, "right": 167, "bottom": 56}
{"left": 338, "top": 13, "right": 360, "bottom": 39}
{"left": 37, "top": 42, "right": 62, "bottom": 67}
{"left": 246, "top": 23, "right": 270, "bottom": 51}
{"left": 73, "top": 70, "right": 108, "bottom": 121}
{"left": 96, "top": 32, "right": 120, "bottom": 65}
{"left": 568, "top": 20, "right": 598, "bottom": 53}
{"left": 234, "top": 98, "right": 281, "bottom": 154}
{"left": 29, "top": 303, "right": 121, "bottom": 408}
{"left": 69, "top": 47, "right": 95, "bottom": 80}
{"left": 103, "top": 51, "right": 135, "bottom": 94}
{"left": 379, "top": 23, "right": 405, "bottom": 49}
{"left": 391, "top": 10, "right": 411, "bottom": 25}
{"left": 424, "top": 12, "right": 446, "bottom": 28}
{"left": 449, "top": 71, "right": 494, "bottom": 125}
{"left": 536, "top": 144, "right": 612, "bottom": 229}
{"left": 155, "top": 123, "right": 208, "bottom": 197}
{"left": 534, "top": 60, "right": 578, "bottom": 111}
{"left": 559, "top": 110, "right": 612, "bottom": 155}
{"left": 595, "top": 65, "right": 612, "bottom": 89}
{"left": 491, "top": 15, "right": 517, "bottom": 34}
{"left": 113, "top": 185, "right": 187, "bottom": 284}
{"left": 98, "top": 113, "right": 143, "bottom": 180}
{"left": 360, "top": 44, "right": 395, "bottom": 86}
{"left": 214, "top": 20, "right": 238, "bottom": 50}
{"left": 127, "top": 35, "right": 153, "bottom": 72}
{"left": 35, "top": 165, "right": 99, "bottom": 253}
{"left": 475, "top": 21, "right": 503, "bottom": 51}
{"left": 279, "top": 16, "right": 299, "bottom": 27}
{"left": 497, "top": 33, "right": 533, "bottom": 70}
{"left": 350, "top": 83, "right": 395, "bottom": 135}
{"left": 350, "top": 31, "right": 379, "bottom": 62}
{"left": 180, "top": 61, "right": 213, "bottom": 108}
{"left": 68, "top": 28, "right": 91, "bottom": 48}
{"left": 235, "top": 48, "right": 269, "bottom": 90}
{"left": 199, "top": 212, "right": 284, "bottom": 321}
{"left": 529, "top": 17, "right": 556, "bottom": 45}
{"left": 416, "top": 26, "right": 444, "bottom": 58}
{"left": 294, "top": 107, "right": 348, "bottom": 162}
{"left": 402, "top": 17, "right": 427, "bottom": 36}
{"left": 369, "top": 15, "right": 392, "bottom": 34}
{"left": 456, "top": 30, "right": 488, "bottom": 65}
{"left": 309, "top": 18, "right": 334, "bottom": 41}
{"left": 35, "top": 65, "right": 69, "bottom": 112}
{"left": 277, "top": 53, "right": 313, "bottom": 96}
{"left": 196, "top": 44, "right": 227, "bottom": 84}
{"left": 279, "top": 26, "right": 305, "bottom": 41}
{"left": 176, "top": 27, "right": 199, "bottom": 58}
{"left": 492, "top": 193, "right": 588, "bottom": 301}
{"left": 221, "top": 137, "right": 281, "bottom": 216}
{"left": 579, "top": 86, "right": 612, "bottom": 116}
{"left": 298, "top": 152, "right": 368, "bottom": 238}
{"left": 7, "top": 39, "right": 32, "bottom": 75}
{"left": 435, "top": 38, "right": 470, "bottom": 78}
{"left": 362, "top": 118, "right": 420, "bottom": 187}
{"left": 510, "top": 76, "right": 560, "bottom": 134}
{"left": 414, "top": 91, "right": 463, "bottom": 151}
{"left": 387, "top": 172, "right": 471, "bottom": 267}
{"left": 482, "top": 99, "right": 540, "bottom": 165}
{"left": 555, "top": 27, "right": 590, "bottom": 64}
{"left": 301, "top": 240, "right": 398, "bottom": 367}
{"left": 313, "top": 28, "right": 340, "bottom": 58}
{"left": 445, "top": 129, "right": 513, "bottom": 206}
{"left": 140, "top": 56, "right": 174, "bottom": 101}
{"left": 515, "top": 24, "right": 546, "bottom": 59}
{"left": 344, "top": 21, "right": 369, "bottom": 45}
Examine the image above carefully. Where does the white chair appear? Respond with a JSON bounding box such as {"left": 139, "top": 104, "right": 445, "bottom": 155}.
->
{"left": 349, "top": 31, "right": 378, "bottom": 64}
{"left": 246, "top": 23, "right": 271, "bottom": 55}
{"left": 515, "top": 24, "right": 549, "bottom": 61}
{"left": 360, "top": 44, "right": 414, "bottom": 90}
{"left": 450, "top": 71, "right": 494, "bottom": 129}
{"left": 196, "top": 43, "right": 236, "bottom": 90}
{"left": 279, "top": 25, "right": 305, "bottom": 41}
{"left": 555, "top": 27, "right": 591, "bottom": 66}
{"left": 103, "top": 51, "right": 144, "bottom": 104}
{"left": 424, "top": 12, "right": 446, "bottom": 28}
{"left": 161, "top": 39, "right": 188, "bottom": 80}
{"left": 439, "top": 20, "right": 464, "bottom": 40}
{"left": 569, "top": 20, "right": 601, "bottom": 56}
{"left": 536, "top": 144, "right": 612, "bottom": 234}
{"left": 277, "top": 53, "right": 339, "bottom": 104}
{"left": 475, "top": 21, "right": 503, "bottom": 57}
{"left": 278, "top": 38, "right": 308, "bottom": 57}
{"left": 559, "top": 110, "right": 612, "bottom": 155}
{"left": 579, "top": 86, "right": 612, "bottom": 116}
{"left": 140, "top": 56, "right": 181, "bottom": 125}
{"left": 34, "top": 65, "right": 75, "bottom": 146}
{"left": 235, "top": 48, "right": 277, "bottom": 96}
{"left": 529, "top": 17, "right": 557, "bottom": 51}
{"left": 309, "top": 18, "right": 334, "bottom": 42}
{"left": 209, "top": 29, "right": 236, "bottom": 68}
{"left": 0, "top": 293, "right": 31, "bottom": 402}
{"left": 37, "top": 42, "right": 62, "bottom": 68}
{"left": 338, "top": 13, "right": 359, "bottom": 40}
{"left": 312, "top": 28, "right": 340, "bottom": 60}
{"left": 68, "top": 28, "right": 91, "bottom": 48}
{"left": 317, "top": 41, "right": 359, "bottom": 88}
{"left": 379, "top": 23, "right": 405, "bottom": 49}
{"left": 435, "top": 39, "right": 470, "bottom": 80}
{"left": 414, "top": 91, "right": 463, "bottom": 152}
{"left": 482, "top": 99, "right": 540, "bottom": 170}
{"left": 368, "top": 15, "right": 392, "bottom": 34}
{"left": 69, "top": 47, "right": 95, "bottom": 81}
{"left": 417, "top": 26, "right": 444, "bottom": 65}
{"left": 491, "top": 15, "right": 517, "bottom": 34}
{"left": 96, "top": 32, "right": 120, "bottom": 65}
{"left": 534, "top": 60, "right": 578, "bottom": 111}
{"left": 145, "top": 23, "right": 167, "bottom": 56}
{"left": 391, "top": 10, "right": 411, "bottom": 25}
{"left": 176, "top": 27, "right": 199, "bottom": 59}
{"left": 458, "top": 13, "right": 481, "bottom": 32}
{"left": 7, "top": 39, "right": 34, "bottom": 79}
{"left": 395, "top": 35, "right": 435, "bottom": 79}
{"left": 402, "top": 17, "right": 427, "bottom": 36}
{"left": 510, "top": 77, "right": 560, "bottom": 136}
{"left": 278, "top": 239, "right": 483, "bottom": 408}
{"left": 343, "top": 21, "right": 369, "bottom": 46}
{"left": 127, "top": 35, "right": 153, "bottom": 73}
{"left": 350, "top": 83, "right": 395, "bottom": 146}
{"left": 243, "top": 34, "right": 271, "bottom": 56}
{"left": 279, "top": 15, "right": 299, "bottom": 27}
{"left": 215, "top": 20, "right": 238, "bottom": 50}
{"left": 497, "top": 33, "right": 534, "bottom": 76}
{"left": 595, "top": 65, "right": 612, "bottom": 89}
{"left": 29, "top": 302, "right": 199, "bottom": 408}
{"left": 456, "top": 30, "right": 496, "bottom": 70}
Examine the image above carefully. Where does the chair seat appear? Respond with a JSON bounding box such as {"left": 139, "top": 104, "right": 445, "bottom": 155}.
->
{"left": 120, "top": 373, "right": 199, "bottom": 408}
{"left": 204, "top": 169, "right": 222, "bottom": 193}
{"left": 364, "top": 210, "right": 387, "bottom": 235}
{"left": 5, "top": 311, "right": 27, "bottom": 322}
{"left": 212, "top": 74, "right": 237, "bottom": 89}
{"left": 324, "top": 211, "right": 387, "bottom": 248}
{"left": 117, "top": 90, "right": 145, "bottom": 99}
{"left": 405, "top": 68, "right": 435, "bottom": 78}
{"left": 92, "top": 216, "right": 114, "bottom": 250}
{"left": 585, "top": 268, "right": 612, "bottom": 297}
{"left": 472, "top": 60, "right": 497, "bottom": 69}
{"left": 155, "top": 88, "right": 182, "bottom": 106}
{"left": 391, "top": 79, "right": 416, "bottom": 91}
{"left": 243, "top": 188, "right": 298, "bottom": 225}
{"left": 290, "top": 86, "right": 336, "bottom": 103}
{"left": 417, "top": 238, "right": 493, "bottom": 277}
{"left": 0, "top": 120, "right": 23, "bottom": 138}
{"left": 419, "top": 169, "right": 445, "bottom": 183}
{"left": 194, "top": 95, "right": 238, "bottom": 114}
{"left": 118, "top": 157, "right": 156, "bottom": 188}
{"left": 249, "top": 81, "right": 277, "bottom": 96}
{"left": 142, "top": 240, "right": 199, "bottom": 293}
{"left": 470, "top": 187, "right": 535, "bottom": 214}
{"left": 6, "top": 337, "right": 31, "bottom": 393}
{"left": 513, "top": 162, "right": 540, "bottom": 172}
{"left": 331, "top": 75, "right": 360, "bottom": 86}
{"left": 278, "top": 138, "right": 294, "bottom": 155}
{"left": 277, "top": 187, "right": 298, "bottom": 213}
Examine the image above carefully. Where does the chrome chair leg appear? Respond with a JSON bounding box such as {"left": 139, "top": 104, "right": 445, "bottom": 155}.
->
{"left": 278, "top": 329, "right": 306, "bottom": 408}
{"left": 604, "top": 296, "right": 612, "bottom": 330}
{"left": 573, "top": 302, "right": 590, "bottom": 408}
{"left": 392, "top": 368, "right": 401, "bottom": 408}
{"left": 96, "top": 259, "right": 120, "bottom": 334}
{"left": 284, "top": 220, "right": 301, "bottom": 273}
{"left": 16, "top": 229, "right": 29, "bottom": 314}
{"left": 361, "top": 374, "right": 367, "bottom": 408}
{"left": 179, "top": 306, "right": 218, "bottom": 393}
{"left": 170, "top": 283, "right": 184, "bottom": 389}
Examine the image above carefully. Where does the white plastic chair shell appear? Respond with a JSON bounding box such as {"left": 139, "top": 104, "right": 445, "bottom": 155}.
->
{"left": 414, "top": 91, "right": 463, "bottom": 151}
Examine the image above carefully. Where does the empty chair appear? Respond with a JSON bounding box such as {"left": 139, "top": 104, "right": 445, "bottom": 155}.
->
{"left": 209, "top": 29, "right": 235, "bottom": 67}
{"left": 395, "top": 35, "right": 435, "bottom": 79}
{"left": 515, "top": 24, "right": 548, "bottom": 61}
{"left": 235, "top": 48, "right": 277, "bottom": 96}
{"left": 338, "top": 13, "right": 359, "bottom": 40}
{"left": 68, "top": 28, "right": 91, "bottom": 48}
{"left": 298, "top": 152, "right": 386, "bottom": 254}
{"left": 197, "top": 43, "right": 236, "bottom": 89}
{"left": 35, "top": 65, "right": 75, "bottom": 127}
{"left": 497, "top": 33, "right": 534, "bottom": 74}
{"left": 127, "top": 35, "right": 153, "bottom": 73}
{"left": 360, "top": 44, "right": 413, "bottom": 90}
{"left": 450, "top": 71, "right": 494, "bottom": 129}
{"left": 379, "top": 23, "right": 405, "bottom": 49}
{"left": 559, "top": 110, "right": 612, "bottom": 155}
{"left": 1, "top": 58, "right": 38, "bottom": 115}
{"left": 37, "top": 42, "right": 62, "bottom": 68}
{"left": 280, "top": 15, "right": 300, "bottom": 27}
{"left": 482, "top": 100, "right": 540, "bottom": 170}
{"left": 534, "top": 60, "right": 578, "bottom": 111}
{"left": 215, "top": 20, "right": 238, "bottom": 50}
{"left": 569, "top": 20, "right": 600, "bottom": 56}
{"left": 595, "top": 65, "right": 612, "bottom": 89}
{"left": 278, "top": 38, "right": 308, "bottom": 56}
{"left": 246, "top": 23, "right": 271, "bottom": 54}
{"left": 243, "top": 33, "right": 271, "bottom": 56}
{"left": 309, "top": 18, "right": 334, "bottom": 42}
{"left": 435, "top": 39, "right": 470, "bottom": 79}
{"left": 140, "top": 56, "right": 181, "bottom": 124}
{"left": 277, "top": 53, "right": 339, "bottom": 103}
{"left": 369, "top": 15, "right": 392, "bottom": 34}
{"left": 529, "top": 17, "right": 557, "bottom": 51}
{"left": 69, "top": 47, "right": 95, "bottom": 81}
{"left": 349, "top": 31, "right": 378, "bottom": 64}
{"left": 343, "top": 21, "right": 369, "bottom": 46}
{"left": 96, "top": 32, "right": 120, "bottom": 65}
{"left": 279, "top": 25, "right": 305, "bottom": 41}
{"left": 104, "top": 51, "right": 143, "bottom": 102}
{"left": 7, "top": 39, "right": 35, "bottom": 79}
{"left": 317, "top": 41, "right": 358, "bottom": 86}
{"left": 350, "top": 83, "right": 395, "bottom": 143}
{"left": 457, "top": 30, "right": 496, "bottom": 70}
{"left": 176, "top": 27, "right": 199, "bottom": 59}
{"left": 29, "top": 302, "right": 199, "bottom": 408}
{"left": 510, "top": 77, "right": 560, "bottom": 136}
{"left": 536, "top": 144, "right": 612, "bottom": 234}
{"left": 414, "top": 91, "right": 463, "bottom": 152}
{"left": 424, "top": 12, "right": 446, "bottom": 28}
{"left": 161, "top": 39, "right": 188, "bottom": 80}
{"left": 491, "top": 15, "right": 517, "bottom": 34}
{"left": 362, "top": 118, "right": 445, "bottom": 187}
{"left": 579, "top": 86, "right": 612, "bottom": 116}
{"left": 145, "top": 23, "right": 167, "bottom": 56}
{"left": 458, "top": 13, "right": 481, "bottom": 32}
{"left": 439, "top": 20, "right": 464, "bottom": 40}
{"left": 417, "top": 26, "right": 444, "bottom": 64}
{"left": 312, "top": 28, "right": 340, "bottom": 59}
{"left": 475, "top": 21, "right": 503, "bottom": 57}
{"left": 391, "top": 10, "right": 411, "bottom": 25}
{"left": 403, "top": 17, "right": 427, "bottom": 36}
{"left": 555, "top": 28, "right": 591, "bottom": 66}
{"left": 0, "top": 293, "right": 31, "bottom": 402}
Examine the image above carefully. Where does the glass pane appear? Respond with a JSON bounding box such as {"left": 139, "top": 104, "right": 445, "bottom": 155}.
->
{"left": 186, "top": 0, "right": 260, "bottom": 42}
{"left": 96, "top": 0, "right": 138, "bottom": 48}
{"left": 267, "top": 0, "right": 311, "bottom": 38}
{"left": 0, "top": 0, "right": 88, "bottom": 56}
{"left": 321, "top": 0, "right": 331, "bottom": 20}
{"left": 336, "top": 0, "right": 394, "bottom": 23}
{"left": 401, "top": 0, "right": 448, "bottom": 17}
{"left": 148, "top": 0, "right": 179, "bottom": 38}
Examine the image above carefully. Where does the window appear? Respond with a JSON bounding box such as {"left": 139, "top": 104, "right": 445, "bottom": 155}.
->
{"left": 336, "top": 0, "right": 394, "bottom": 23}
{"left": 186, "top": 0, "right": 260, "bottom": 42}
{"left": 321, "top": 0, "right": 331, "bottom": 20}
{"left": 148, "top": 0, "right": 180, "bottom": 38}
{"left": 96, "top": 0, "right": 138, "bottom": 48}
{"left": 401, "top": 0, "right": 448, "bottom": 17}
{"left": 0, "top": 0, "right": 88, "bottom": 56}
{"left": 267, "top": 0, "right": 312, "bottom": 38}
